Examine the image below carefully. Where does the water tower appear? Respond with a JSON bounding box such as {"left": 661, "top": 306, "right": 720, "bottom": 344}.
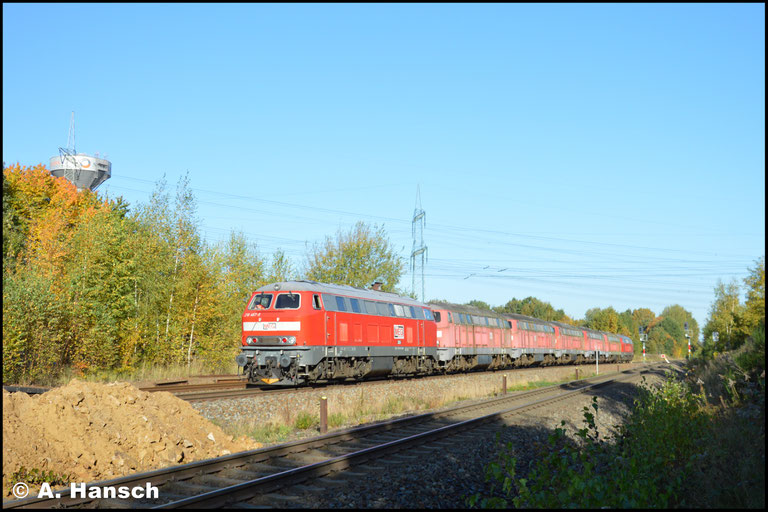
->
{"left": 49, "top": 112, "right": 111, "bottom": 191}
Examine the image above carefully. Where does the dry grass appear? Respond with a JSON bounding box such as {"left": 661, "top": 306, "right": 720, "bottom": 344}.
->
{"left": 43, "top": 360, "right": 239, "bottom": 387}
{"left": 215, "top": 373, "right": 580, "bottom": 445}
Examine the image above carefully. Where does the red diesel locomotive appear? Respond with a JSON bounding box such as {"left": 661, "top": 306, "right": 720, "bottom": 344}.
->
{"left": 236, "top": 280, "right": 634, "bottom": 385}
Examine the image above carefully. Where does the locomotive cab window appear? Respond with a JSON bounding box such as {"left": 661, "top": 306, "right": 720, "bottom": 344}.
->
{"left": 424, "top": 308, "right": 434, "bottom": 321}
{"left": 313, "top": 294, "right": 321, "bottom": 309}
{"left": 275, "top": 293, "right": 300, "bottom": 309}
{"left": 434, "top": 311, "right": 442, "bottom": 323}
{"left": 248, "top": 293, "right": 273, "bottom": 310}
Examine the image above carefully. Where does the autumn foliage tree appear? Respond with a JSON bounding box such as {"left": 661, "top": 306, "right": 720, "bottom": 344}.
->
{"left": 303, "top": 221, "right": 404, "bottom": 292}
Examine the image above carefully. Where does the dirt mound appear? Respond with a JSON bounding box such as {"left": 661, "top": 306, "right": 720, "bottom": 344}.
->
{"left": 3, "top": 379, "right": 261, "bottom": 498}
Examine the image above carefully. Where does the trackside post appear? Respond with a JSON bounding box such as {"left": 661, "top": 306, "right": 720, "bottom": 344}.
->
{"left": 320, "top": 396, "right": 327, "bottom": 434}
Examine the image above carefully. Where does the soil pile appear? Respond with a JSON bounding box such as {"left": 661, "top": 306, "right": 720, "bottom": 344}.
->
{"left": 3, "top": 379, "right": 261, "bottom": 498}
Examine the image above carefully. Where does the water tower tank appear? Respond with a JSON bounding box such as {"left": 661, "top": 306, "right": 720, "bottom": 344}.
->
{"left": 49, "top": 153, "right": 111, "bottom": 192}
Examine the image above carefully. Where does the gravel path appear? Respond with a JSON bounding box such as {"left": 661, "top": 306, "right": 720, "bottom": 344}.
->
{"left": 237, "top": 364, "right": 679, "bottom": 508}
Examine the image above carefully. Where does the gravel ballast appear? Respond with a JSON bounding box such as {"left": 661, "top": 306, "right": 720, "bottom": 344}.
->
{"left": 191, "top": 364, "right": 677, "bottom": 508}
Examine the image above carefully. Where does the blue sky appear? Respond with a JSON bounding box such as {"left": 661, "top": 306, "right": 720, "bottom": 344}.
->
{"left": 3, "top": 4, "right": 765, "bottom": 335}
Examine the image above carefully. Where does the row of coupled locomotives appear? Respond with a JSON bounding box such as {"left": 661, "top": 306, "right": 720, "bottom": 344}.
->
{"left": 236, "top": 281, "right": 635, "bottom": 385}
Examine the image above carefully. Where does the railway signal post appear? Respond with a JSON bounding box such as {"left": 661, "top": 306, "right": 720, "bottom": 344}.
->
{"left": 639, "top": 326, "right": 647, "bottom": 363}
{"left": 685, "top": 322, "right": 691, "bottom": 359}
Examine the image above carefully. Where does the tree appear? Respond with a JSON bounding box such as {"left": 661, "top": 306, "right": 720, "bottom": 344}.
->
{"left": 267, "top": 248, "right": 295, "bottom": 283}
{"left": 632, "top": 308, "right": 656, "bottom": 332}
{"left": 303, "top": 221, "right": 404, "bottom": 291}
{"left": 618, "top": 309, "right": 637, "bottom": 339}
{"left": 495, "top": 297, "right": 568, "bottom": 322}
{"left": 584, "top": 307, "right": 620, "bottom": 333}
{"left": 660, "top": 304, "right": 699, "bottom": 352}
{"left": 738, "top": 257, "right": 765, "bottom": 338}
{"left": 702, "top": 279, "right": 743, "bottom": 352}
{"left": 467, "top": 299, "right": 492, "bottom": 311}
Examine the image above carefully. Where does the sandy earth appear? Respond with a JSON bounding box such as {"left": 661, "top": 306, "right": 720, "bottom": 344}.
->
{"left": 2, "top": 379, "right": 261, "bottom": 498}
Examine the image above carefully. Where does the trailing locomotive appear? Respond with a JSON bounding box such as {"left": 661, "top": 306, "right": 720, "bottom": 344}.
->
{"left": 236, "top": 280, "right": 634, "bottom": 386}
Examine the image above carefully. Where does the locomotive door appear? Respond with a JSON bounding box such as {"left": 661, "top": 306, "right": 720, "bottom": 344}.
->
{"left": 325, "top": 311, "right": 335, "bottom": 346}
{"left": 418, "top": 319, "right": 424, "bottom": 347}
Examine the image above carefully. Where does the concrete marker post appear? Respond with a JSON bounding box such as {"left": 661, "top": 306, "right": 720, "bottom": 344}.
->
{"left": 320, "top": 396, "right": 327, "bottom": 434}
{"left": 502, "top": 375, "right": 507, "bottom": 395}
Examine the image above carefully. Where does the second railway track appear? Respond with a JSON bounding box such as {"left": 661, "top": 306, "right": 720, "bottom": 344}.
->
{"left": 3, "top": 362, "right": 672, "bottom": 509}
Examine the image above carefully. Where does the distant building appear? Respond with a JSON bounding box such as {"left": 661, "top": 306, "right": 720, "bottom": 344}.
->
{"left": 49, "top": 112, "right": 111, "bottom": 192}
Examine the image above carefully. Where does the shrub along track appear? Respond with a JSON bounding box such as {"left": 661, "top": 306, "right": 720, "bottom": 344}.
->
{"left": 2, "top": 363, "right": 666, "bottom": 509}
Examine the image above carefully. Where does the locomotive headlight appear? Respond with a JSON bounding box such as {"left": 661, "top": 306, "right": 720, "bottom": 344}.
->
{"left": 279, "top": 336, "right": 296, "bottom": 345}
{"left": 246, "top": 336, "right": 259, "bottom": 345}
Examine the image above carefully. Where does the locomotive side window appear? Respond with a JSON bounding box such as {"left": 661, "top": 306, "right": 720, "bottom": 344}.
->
{"left": 387, "top": 304, "right": 396, "bottom": 316}
{"left": 434, "top": 311, "right": 442, "bottom": 323}
{"left": 322, "top": 293, "right": 337, "bottom": 311}
{"left": 376, "top": 302, "right": 390, "bottom": 316}
{"left": 364, "top": 300, "right": 378, "bottom": 315}
{"left": 393, "top": 304, "right": 405, "bottom": 317}
{"left": 275, "top": 293, "right": 300, "bottom": 309}
{"left": 335, "top": 296, "right": 348, "bottom": 312}
{"left": 423, "top": 308, "right": 434, "bottom": 321}
{"left": 349, "top": 298, "right": 361, "bottom": 313}
{"left": 248, "top": 293, "right": 273, "bottom": 310}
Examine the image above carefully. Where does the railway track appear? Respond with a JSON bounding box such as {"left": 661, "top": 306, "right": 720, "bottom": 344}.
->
{"left": 157, "top": 363, "right": 637, "bottom": 401}
{"left": 3, "top": 363, "right": 638, "bottom": 402}
{"left": 3, "top": 363, "right": 669, "bottom": 509}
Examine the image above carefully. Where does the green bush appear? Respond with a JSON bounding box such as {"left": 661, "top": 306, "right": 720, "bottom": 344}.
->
{"left": 469, "top": 377, "right": 711, "bottom": 508}
{"left": 294, "top": 411, "right": 318, "bottom": 430}
{"left": 10, "top": 466, "right": 71, "bottom": 488}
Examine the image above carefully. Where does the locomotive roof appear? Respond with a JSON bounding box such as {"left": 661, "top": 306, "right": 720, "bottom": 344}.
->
{"left": 255, "top": 281, "right": 428, "bottom": 307}
{"left": 503, "top": 312, "right": 557, "bottom": 324}
{"left": 427, "top": 301, "right": 506, "bottom": 319}
{"left": 550, "top": 320, "right": 587, "bottom": 331}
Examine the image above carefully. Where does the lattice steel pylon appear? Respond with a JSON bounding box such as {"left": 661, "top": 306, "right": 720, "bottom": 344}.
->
{"left": 411, "top": 186, "right": 427, "bottom": 301}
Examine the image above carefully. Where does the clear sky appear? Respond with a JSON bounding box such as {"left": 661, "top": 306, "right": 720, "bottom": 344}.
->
{"left": 3, "top": 3, "right": 765, "bottom": 334}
